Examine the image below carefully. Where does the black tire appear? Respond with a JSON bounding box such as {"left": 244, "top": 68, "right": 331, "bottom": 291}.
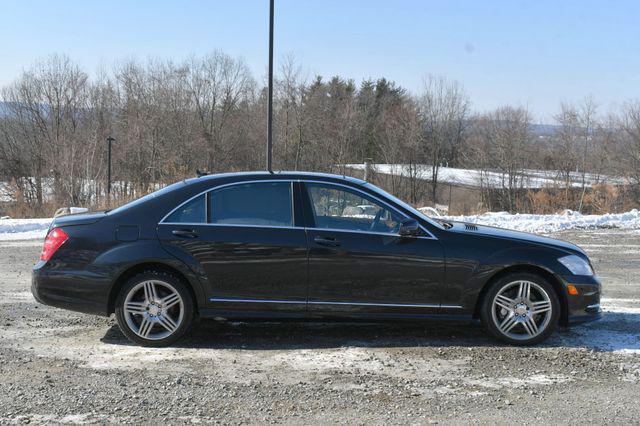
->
{"left": 115, "top": 270, "right": 194, "bottom": 347}
{"left": 480, "top": 272, "right": 560, "bottom": 346}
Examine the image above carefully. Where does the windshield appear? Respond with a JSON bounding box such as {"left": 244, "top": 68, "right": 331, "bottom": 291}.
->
{"left": 363, "top": 182, "right": 444, "bottom": 230}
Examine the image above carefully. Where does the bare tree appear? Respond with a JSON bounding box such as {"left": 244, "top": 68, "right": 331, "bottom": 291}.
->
{"left": 186, "top": 51, "right": 255, "bottom": 172}
{"left": 1, "top": 55, "right": 92, "bottom": 209}
{"left": 417, "top": 76, "right": 469, "bottom": 204}
{"left": 553, "top": 103, "right": 580, "bottom": 203}
{"left": 1, "top": 52, "right": 639, "bottom": 217}
{"left": 576, "top": 97, "right": 598, "bottom": 212}
{"left": 621, "top": 101, "right": 640, "bottom": 201}
{"left": 476, "top": 106, "right": 532, "bottom": 212}
{"left": 275, "top": 54, "right": 307, "bottom": 170}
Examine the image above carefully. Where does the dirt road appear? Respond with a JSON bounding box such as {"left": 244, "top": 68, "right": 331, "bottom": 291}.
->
{"left": 1, "top": 230, "right": 639, "bottom": 424}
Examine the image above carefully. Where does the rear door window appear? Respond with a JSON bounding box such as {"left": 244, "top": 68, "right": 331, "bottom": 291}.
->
{"left": 209, "top": 182, "right": 293, "bottom": 227}
{"left": 164, "top": 194, "right": 206, "bottom": 223}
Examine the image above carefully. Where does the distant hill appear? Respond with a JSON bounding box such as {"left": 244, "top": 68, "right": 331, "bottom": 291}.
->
{"left": 0, "top": 100, "right": 563, "bottom": 136}
{"left": 530, "top": 123, "right": 560, "bottom": 136}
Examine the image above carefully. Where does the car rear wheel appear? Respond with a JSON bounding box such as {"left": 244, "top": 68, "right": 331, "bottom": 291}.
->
{"left": 481, "top": 272, "right": 560, "bottom": 346}
{"left": 115, "top": 270, "right": 194, "bottom": 347}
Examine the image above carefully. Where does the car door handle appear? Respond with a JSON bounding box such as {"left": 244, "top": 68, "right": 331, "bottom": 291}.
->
{"left": 314, "top": 236, "right": 340, "bottom": 247}
{"left": 172, "top": 229, "right": 198, "bottom": 239}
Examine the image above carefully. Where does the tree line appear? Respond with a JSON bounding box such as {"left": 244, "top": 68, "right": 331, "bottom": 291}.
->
{"left": 0, "top": 52, "right": 639, "bottom": 216}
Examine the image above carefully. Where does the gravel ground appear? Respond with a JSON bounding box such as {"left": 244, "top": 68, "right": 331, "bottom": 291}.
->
{"left": 1, "top": 229, "right": 639, "bottom": 424}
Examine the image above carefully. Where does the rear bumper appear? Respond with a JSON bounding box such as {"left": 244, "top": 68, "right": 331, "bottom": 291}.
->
{"left": 561, "top": 274, "right": 602, "bottom": 325}
{"left": 32, "top": 261, "right": 110, "bottom": 316}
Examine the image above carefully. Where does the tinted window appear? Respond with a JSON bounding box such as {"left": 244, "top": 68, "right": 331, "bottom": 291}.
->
{"left": 209, "top": 182, "right": 293, "bottom": 227}
{"left": 364, "top": 182, "right": 443, "bottom": 230}
{"left": 306, "top": 183, "right": 403, "bottom": 234}
{"left": 165, "top": 194, "right": 205, "bottom": 223}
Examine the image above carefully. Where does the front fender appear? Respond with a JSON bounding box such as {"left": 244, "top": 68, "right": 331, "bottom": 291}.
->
{"left": 456, "top": 246, "right": 568, "bottom": 313}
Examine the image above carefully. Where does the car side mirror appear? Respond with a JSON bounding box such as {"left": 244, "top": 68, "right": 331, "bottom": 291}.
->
{"left": 399, "top": 219, "right": 420, "bottom": 237}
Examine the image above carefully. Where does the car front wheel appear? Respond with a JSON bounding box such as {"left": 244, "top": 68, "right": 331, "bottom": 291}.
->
{"left": 481, "top": 272, "right": 560, "bottom": 345}
{"left": 115, "top": 270, "right": 194, "bottom": 347}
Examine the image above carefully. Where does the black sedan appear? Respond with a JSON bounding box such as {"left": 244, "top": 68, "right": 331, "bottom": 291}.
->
{"left": 32, "top": 172, "right": 601, "bottom": 346}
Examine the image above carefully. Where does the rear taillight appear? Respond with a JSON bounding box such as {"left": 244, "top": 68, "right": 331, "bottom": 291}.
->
{"left": 40, "top": 228, "right": 68, "bottom": 261}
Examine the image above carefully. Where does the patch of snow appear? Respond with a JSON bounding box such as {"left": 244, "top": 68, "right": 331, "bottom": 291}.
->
{"left": 5, "top": 414, "right": 120, "bottom": 424}
{"left": 0, "top": 291, "right": 34, "bottom": 304}
{"left": 440, "top": 209, "right": 640, "bottom": 233}
{"left": 418, "top": 206, "right": 442, "bottom": 217}
{"left": 0, "top": 217, "right": 52, "bottom": 241}
{"left": 601, "top": 297, "right": 640, "bottom": 304}
{"left": 549, "top": 298, "right": 640, "bottom": 354}
{"left": 2, "top": 211, "right": 640, "bottom": 240}
{"left": 466, "top": 373, "right": 571, "bottom": 390}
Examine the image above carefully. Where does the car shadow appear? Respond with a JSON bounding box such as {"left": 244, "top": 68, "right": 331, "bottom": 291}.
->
{"left": 101, "top": 319, "right": 492, "bottom": 349}
{"left": 100, "top": 310, "right": 640, "bottom": 352}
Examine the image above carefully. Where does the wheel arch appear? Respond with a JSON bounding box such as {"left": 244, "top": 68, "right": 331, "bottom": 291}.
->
{"left": 472, "top": 264, "right": 568, "bottom": 326}
{"left": 107, "top": 262, "right": 199, "bottom": 315}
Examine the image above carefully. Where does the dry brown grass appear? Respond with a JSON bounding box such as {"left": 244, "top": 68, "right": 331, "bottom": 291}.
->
{"left": 525, "top": 184, "right": 637, "bottom": 215}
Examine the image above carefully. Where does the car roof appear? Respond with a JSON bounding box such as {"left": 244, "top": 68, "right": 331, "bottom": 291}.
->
{"left": 108, "top": 171, "right": 372, "bottom": 220}
{"left": 184, "top": 170, "right": 367, "bottom": 186}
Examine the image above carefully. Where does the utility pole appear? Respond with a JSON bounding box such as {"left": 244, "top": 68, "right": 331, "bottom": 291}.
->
{"left": 106, "top": 136, "right": 115, "bottom": 205}
{"left": 266, "top": 0, "right": 274, "bottom": 172}
{"left": 363, "top": 158, "right": 372, "bottom": 181}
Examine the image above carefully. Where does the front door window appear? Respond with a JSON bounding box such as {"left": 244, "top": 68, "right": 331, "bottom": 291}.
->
{"left": 306, "top": 183, "right": 403, "bottom": 234}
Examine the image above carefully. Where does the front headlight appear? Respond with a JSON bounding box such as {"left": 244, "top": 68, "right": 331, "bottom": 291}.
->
{"left": 558, "top": 255, "right": 593, "bottom": 276}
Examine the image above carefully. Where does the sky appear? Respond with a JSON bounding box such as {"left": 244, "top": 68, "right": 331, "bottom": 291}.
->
{"left": 0, "top": 0, "right": 639, "bottom": 121}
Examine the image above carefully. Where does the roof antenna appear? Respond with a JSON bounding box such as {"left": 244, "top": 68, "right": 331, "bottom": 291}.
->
{"left": 196, "top": 169, "right": 209, "bottom": 178}
{"left": 266, "top": 0, "right": 275, "bottom": 173}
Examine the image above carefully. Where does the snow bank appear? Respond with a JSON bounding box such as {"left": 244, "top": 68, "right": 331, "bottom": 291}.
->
{"left": 1, "top": 210, "right": 639, "bottom": 241}
{"left": 441, "top": 209, "right": 640, "bottom": 233}
{"left": 0, "top": 218, "right": 52, "bottom": 241}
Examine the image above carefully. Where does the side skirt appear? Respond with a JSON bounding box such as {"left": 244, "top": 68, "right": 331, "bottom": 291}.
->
{"left": 198, "top": 308, "right": 474, "bottom": 323}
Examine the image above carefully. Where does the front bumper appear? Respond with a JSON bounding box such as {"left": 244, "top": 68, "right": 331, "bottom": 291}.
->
{"left": 561, "top": 274, "right": 602, "bottom": 325}
{"left": 32, "top": 261, "right": 110, "bottom": 316}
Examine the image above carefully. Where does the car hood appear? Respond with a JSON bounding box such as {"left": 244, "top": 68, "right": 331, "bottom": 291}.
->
{"left": 448, "top": 221, "right": 586, "bottom": 256}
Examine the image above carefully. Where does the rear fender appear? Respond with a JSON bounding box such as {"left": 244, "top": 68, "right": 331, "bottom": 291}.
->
{"left": 92, "top": 240, "right": 207, "bottom": 310}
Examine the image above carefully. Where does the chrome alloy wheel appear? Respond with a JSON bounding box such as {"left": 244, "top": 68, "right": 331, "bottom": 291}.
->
{"left": 123, "top": 280, "right": 184, "bottom": 340}
{"left": 491, "top": 280, "right": 553, "bottom": 341}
